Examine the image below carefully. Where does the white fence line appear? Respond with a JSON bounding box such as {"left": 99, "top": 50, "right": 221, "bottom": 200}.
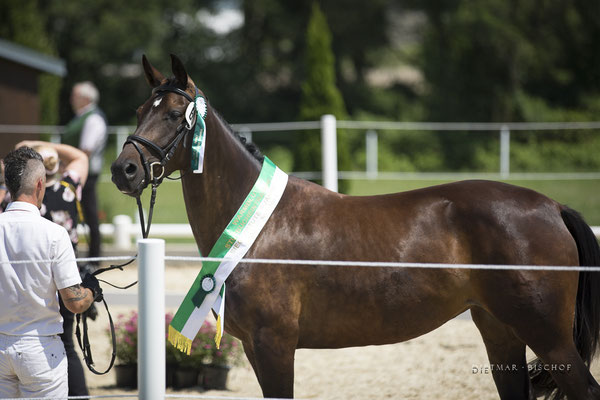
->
{"left": 4, "top": 252, "right": 600, "bottom": 271}
{"left": 164, "top": 256, "right": 600, "bottom": 271}
{"left": 2, "top": 119, "right": 599, "bottom": 192}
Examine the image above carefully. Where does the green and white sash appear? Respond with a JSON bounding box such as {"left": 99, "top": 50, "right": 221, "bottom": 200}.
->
{"left": 168, "top": 157, "right": 288, "bottom": 354}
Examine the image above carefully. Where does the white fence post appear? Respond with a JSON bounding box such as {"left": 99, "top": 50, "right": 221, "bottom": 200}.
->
{"left": 113, "top": 214, "right": 132, "bottom": 250}
{"left": 116, "top": 127, "right": 129, "bottom": 156}
{"left": 137, "top": 239, "right": 165, "bottom": 400}
{"left": 366, "top": 130, "right": 378, "bottom": 180}
{"left": 321, "top": 114, "right": 338, "bottom": 192}
{"left": 500, "top": 125, "right": 510, "bottom": 179}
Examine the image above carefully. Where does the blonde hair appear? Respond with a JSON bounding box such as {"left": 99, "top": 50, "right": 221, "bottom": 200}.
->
{"left": 32, "top": 145, "right": 60, "bottom": 176}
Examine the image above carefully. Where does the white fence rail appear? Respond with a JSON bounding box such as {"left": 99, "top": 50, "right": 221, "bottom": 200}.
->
{"left": 1, "top": 119, "right": 599, "bottom": 192}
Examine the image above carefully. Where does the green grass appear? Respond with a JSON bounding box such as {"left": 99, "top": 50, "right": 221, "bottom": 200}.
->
{"left": 98, "top": 176, "right": 600, "bottom": 226}
{"left": 98, "top": 179, "right": 188, "bottom": 224}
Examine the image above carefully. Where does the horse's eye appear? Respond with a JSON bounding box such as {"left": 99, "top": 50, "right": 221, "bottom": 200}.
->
{"left": 168, "top": 110, "right": 182, "bottom": 120}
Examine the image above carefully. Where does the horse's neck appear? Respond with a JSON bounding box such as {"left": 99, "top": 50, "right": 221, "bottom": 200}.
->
{"left": 181, "top": 109, "right": 261, "bottom": 256}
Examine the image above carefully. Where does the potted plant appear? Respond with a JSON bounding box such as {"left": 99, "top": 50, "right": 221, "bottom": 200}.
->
{"left": 167, "top": 314, "right": 210, "bottom": 389}
{"left": 201, "top": 322, "right": 243, "bottom": 390}
{"left": 111, "top": 311, "right": 138, "bottom": 388}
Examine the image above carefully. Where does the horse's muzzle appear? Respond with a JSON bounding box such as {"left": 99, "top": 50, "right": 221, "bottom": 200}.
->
{"left": 111, "top": 157, "right": 145, "bottom": 196}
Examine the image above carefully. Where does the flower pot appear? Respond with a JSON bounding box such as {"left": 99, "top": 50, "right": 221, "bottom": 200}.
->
{"left": 173, "top": 366, "right": 199, "bottom": 389}
{"left": 166, "top": 363, "right": 176, "bottom": 387}
{"left": 196, "top": 365, "right": 205, "bottom": 388}
{"left": 203, "top": 364, "right": 231, "bottom": 390}
{"left": 115, "top": 364, "right": 137, "bottom": 388}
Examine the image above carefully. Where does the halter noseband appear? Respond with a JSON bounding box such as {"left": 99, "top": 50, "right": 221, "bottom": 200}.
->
{"left": 124, "top": 84, "right": 199, "bottom": 188}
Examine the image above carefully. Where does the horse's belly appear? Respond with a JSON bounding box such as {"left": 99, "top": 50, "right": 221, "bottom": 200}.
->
{"left": 295, "top": 268, "right": 469, "bottom": 348}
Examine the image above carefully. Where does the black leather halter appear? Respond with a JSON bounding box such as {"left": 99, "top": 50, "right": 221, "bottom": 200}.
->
{"left": 124, "top": 85, "right": 198, "bottom": 189}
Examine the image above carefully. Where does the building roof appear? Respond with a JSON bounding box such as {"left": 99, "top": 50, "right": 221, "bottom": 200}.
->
{"left": 0, "top": 39, "right": 66, "bottom": 77}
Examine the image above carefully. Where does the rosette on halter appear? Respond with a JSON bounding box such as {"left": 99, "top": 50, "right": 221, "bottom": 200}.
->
{"left": 168, "top": 157, "right": 288, "bottom": 354}
{"left": 185, "top": 94, "right": 208, "bottom": 173}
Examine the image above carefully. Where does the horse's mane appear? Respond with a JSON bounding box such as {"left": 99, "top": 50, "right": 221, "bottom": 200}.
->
{"left": 163, "top": 77, "right": 264, "bottom": 163}
{"left": 211, "top": 105, "right": 265, "bottom": 163}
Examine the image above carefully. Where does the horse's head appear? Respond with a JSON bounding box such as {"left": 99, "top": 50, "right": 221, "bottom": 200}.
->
{"left": 111, "top": 54, "right": 204, "bottom": 196}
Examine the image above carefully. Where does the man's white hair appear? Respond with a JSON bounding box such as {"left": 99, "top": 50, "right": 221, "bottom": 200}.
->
{"left": 75, "top": 81, "right": 100, "bottom": 104}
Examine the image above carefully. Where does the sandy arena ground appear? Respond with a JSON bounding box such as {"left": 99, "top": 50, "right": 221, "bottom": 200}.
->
{"left": 80, "top": 261, "right": 600, "bottom": 399}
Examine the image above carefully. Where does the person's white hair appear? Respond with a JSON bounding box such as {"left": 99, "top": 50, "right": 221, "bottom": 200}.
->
{"left": 75, "top": 81, "right": 100, "bottom": 104}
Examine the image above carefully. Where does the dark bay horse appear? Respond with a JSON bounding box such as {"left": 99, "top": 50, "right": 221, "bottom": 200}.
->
{"left": 111, "top": 54, "right": 600, "bottom": 399}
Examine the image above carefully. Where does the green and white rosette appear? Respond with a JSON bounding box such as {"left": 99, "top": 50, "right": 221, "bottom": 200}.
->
{"left": 168, "top": 157, "right": 288, "bottom": 354}
{"left": 185, "top": 94, "right": 208, "bottom": 173}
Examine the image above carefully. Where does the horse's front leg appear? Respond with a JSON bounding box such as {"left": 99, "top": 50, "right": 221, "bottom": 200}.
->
{"left": 250, "top": 325, "right": 298, "bottom": 398}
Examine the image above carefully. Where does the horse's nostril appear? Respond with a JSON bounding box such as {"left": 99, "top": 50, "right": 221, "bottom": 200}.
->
{"left": 124, "top": 163, "right": 137, "bottom": 177}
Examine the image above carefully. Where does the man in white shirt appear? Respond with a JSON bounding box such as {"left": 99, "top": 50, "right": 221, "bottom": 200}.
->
{"left": 0, "top": 147, "right": 102, "bottom": 398}
{"left": 63, "top": 81, "right": 108, "bottom": 264}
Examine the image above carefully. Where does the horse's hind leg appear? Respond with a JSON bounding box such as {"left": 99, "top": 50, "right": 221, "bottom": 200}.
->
{"left": 471, "top": 307, "right": 533, "bottom": 399}
{"left": 520, "top": 328, "right": 600, "bottom": 399}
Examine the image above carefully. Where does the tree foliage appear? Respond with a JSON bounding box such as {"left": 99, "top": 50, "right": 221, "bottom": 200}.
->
{"left": 416, "top": 0, "right": 600, "bottom": 169}
{"left": 1, "top": 0, "right": 598, "bottom": 174}
{"left": 293, "top": 2, "right": 351, "bottom": 192}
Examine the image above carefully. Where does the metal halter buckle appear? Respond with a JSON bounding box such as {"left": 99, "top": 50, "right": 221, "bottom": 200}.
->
{"left": 149, "top": 161, "right": 165, "bottom": 182}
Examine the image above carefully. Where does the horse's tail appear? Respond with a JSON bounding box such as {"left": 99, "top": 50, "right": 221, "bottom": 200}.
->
{"left": 530, "top": 206, "right": 600, "bottom": 399}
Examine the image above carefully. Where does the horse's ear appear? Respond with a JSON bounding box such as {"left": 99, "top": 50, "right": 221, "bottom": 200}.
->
{"left": 170, "top": 54, "right": 189, "bottom": 88}
{"left": 142, "top": 55, "right": 164, "bottom": 88}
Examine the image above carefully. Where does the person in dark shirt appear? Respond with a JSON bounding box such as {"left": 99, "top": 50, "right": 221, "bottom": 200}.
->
{"left": 15, "top": 140, "right": 91, "bottom": 397}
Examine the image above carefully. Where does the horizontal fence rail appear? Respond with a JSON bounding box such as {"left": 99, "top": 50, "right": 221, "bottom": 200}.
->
{"left": 1, "top": 119, "right": 599, "bottom": 189}
{"left": 2, "top": 255, "right": 600, "bottom": 272}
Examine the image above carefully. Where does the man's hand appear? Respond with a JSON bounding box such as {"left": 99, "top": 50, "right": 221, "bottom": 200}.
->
{"left": 81, "top": 273, "right": 103, "bottom": 302}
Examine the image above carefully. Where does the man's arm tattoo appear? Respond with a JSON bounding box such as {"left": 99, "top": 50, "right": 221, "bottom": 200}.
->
{"left": 64, "top": 283, "right": 89, "bottom": 302}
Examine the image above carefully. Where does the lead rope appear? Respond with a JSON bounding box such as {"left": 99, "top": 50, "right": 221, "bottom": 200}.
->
{"left": 76, "top": 180, "right": 159, "bottom": 375}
